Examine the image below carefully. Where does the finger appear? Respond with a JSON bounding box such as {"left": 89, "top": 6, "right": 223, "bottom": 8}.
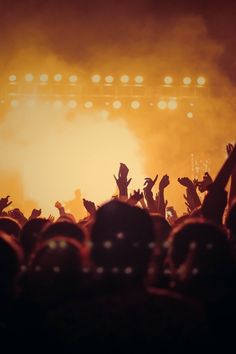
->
{"left": 127, "top": 178, "right": 132, "bottom": 186}
{"left": 113, "top": 174, "right": 118, "bottom": 182}
{"left": 153, "top": 175, "right": 158, "bottom": 184}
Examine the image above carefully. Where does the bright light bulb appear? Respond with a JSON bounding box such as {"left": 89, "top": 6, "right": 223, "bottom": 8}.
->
{"left": 69, "top": 75, "right": 78, "bottom": 83}
{"left": 40, "top": 74, "right": 48, "bottom": 82}
{"left": 113, "top": 100, "right": 122, "bottom": 109}
{"left": 54, "top": 74, "right": 62, "bottom": 82}
{"left": 134, "top": 75, "right": 144, "bottom": 84}
{"left": 84, "top": 101, "right": 93, "bottom": 109}
{"left": 157, "top": 100, "right": 167, "bottom": 110}
{"left": 120, "top": 75, "right": 130, "bottom": 84}
{"left": 25, "top": 73, "right": 34, "bottom": 82}
{"left": 167, "top": 99, "right": 177, "bottom": 110}
{"left": 131, "top": 100, "right": 140, "bottom": 109}
{"left": 164, "top": 76, "right": 173, "bottom": 85}
{"left": 197, "top": 76, "right": 206, "bottom": 85}
{"left": 91, "top": 74, "right": 101, "bottom": 83}
{"left": 105, "top": 75, "right": 114, "bottom": 83}
{"left": 183, "top": 77, "right": 192, "bottom": 85}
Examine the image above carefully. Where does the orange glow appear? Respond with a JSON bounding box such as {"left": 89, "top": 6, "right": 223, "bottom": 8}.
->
{"left": 197, "top": 76, "right": 206, "bottom": 85}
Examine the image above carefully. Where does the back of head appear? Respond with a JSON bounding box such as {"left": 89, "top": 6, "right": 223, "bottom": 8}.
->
{"left": 91, "top": 200, "right": 155, "bottom": 287}
{"left": 168, "top": 218, "right": 235, "bottom": 297}
{"left": 226, "top": 199, "right": 236, "bottom": 238}
{"left": 40, "top": 221, "right": 85, "bottom": 243}
{"left": 20, "top": 218, "right": 50, "bottom": 262}
{"left": 0, "top": 217, "right": 21, "bottom": 239}
{"left": 27, "top": 236, "right": 84, "bottom": 306}
{"left": 0, "top": 231, "right": 23, "bottom": 299}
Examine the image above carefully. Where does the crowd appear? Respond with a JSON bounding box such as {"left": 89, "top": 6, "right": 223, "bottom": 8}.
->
{"left": 0, "top": 143, "right": 235, "bottom": 353}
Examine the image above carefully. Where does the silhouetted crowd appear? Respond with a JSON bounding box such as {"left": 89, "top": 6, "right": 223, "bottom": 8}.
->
{"left": 0, "top": 143, "right": 235, "bottom": 353}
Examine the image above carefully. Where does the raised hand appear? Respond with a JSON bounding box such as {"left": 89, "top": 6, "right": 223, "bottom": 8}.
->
{"left": 159, "top": 174, "right": 170, "bottom": 190}
{"left": 177, "top": 177, "right": 193, "bottom": 189}
{"left": 114, "top": 163, "right": 132, "bottom": 198}
{"left": 196, "top": 172, "right": 213, "bottom": 193}
{"left": 48, "top": 214, "right": 55, "bottom": 222}
{"left": 226, "top": 143, "right": 234, "bottom": 156}
{"left": 128, "top": 189, "right": 144, "bottom": 206}
{"left": 0, "top": 196, "right": 12, "bottom": 213}
{"left": 143, "top": 175, "right": 158, "bottom": 192}
{"left": 29, "top": 208, "right": 42, "bottom": 220}
{"left": 83, "top": 198, "right": 96, "bottom": 215}
{"left": 8, "top": 208, "right": 28, "bottom": 226}
{"left": 55, "top": 201, "right": 63, "bottom": 209}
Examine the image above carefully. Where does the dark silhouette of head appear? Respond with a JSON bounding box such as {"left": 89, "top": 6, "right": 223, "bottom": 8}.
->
{"left": 27, "top": 236, "right": 84, "bottom": 307}
{"left": 40, "top": 221, "right": 85, "bottom": 243}
{"left": 0, "top": 217, "right": 21, "bottom": 239}
{"left": 91, "top": 200, "right": 155, "bottom": 287}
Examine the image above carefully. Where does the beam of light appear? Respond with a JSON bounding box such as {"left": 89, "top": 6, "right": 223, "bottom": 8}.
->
{"left": 105, "top": 75, "right": 114, "bottom": 83}
{"left": 157, "top": 100, "right": 167, "bottom": 110}
{"left": 25, "top": 73, "right": 34, "bottom": 82}
{"left": 187, "top": 112, "right": 193, "bottom": 118}
{"left": 67, "top": 100, "right": 77, "bottom": 109}
{"left": 167, "top": 99, "right": 178, "bottom": 110}
{"left": 183, "top": 77, "right": 192, "bottom": 85}
{"left": 164, "top": 76, "right": 173, "bottom": 85}
{"left": 84, "top": 101, "right": 93, "bottom": 109}
{"left": 54, "top": 74, "right": 63, "bottom": 82}
{"left": 120, "top": 75, "right": 130, "bottom": 84}
{"left": 130, "top": 100, "right": 140, "bottom": 109}
{"left": 112, "top": 100, "right": 122, "bottom": 109}
{"left": 40, "top": 74, "right": 48, "bottom": 83}
{"left": 134, "top": 75, "right": 144, "bottom": 84}
{"left": 91, "top": 74, "right": 101, "bottom": 83}
{"left": 0, "top": 104, "right": 145, "bottom": 216}
{"left": 196, "top": 76, "right": 206, "bottom": 85}
{"left": 9, "top": 75, "right": 17, "bottom": 82}
{"left": 69, "top": 75, "right": 78, "bottom": 83}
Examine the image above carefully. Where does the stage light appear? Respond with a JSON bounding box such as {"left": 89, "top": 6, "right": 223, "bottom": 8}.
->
{"left": 25, "top": 73, "right": 34, "bottom": 82}
{"left": 91, "top": 74, "right": 101, "bottom": 83}
{"left": 113, "top": 100, "right": 122, "bottom": 109}
{"left": 40, "top": 74, "right": 48, "bottom": 82}
{"left": 120, "top": 75, "right": 130, "bottom": 84}
{"left": 183, "top": 77, "right": 192, "bottom": 85}
{"left": 131, "top": 100, "right": 140, "bottom": 109}
{"left": 9, "top": 75, "right": 17, "bottom": 82}
{"left": 167, "top": 99, "right": 177, "bottom": 110}
{"left": 84, "top": 101, "right": 93, "bottom": 109}
{"left": 105, "top": 75, "right": 114, "bottom": 83}
{"left": 67, "top": 100, "right": 77, "bottom": 109}
{"left": 164, "top": 76, "right": 173, "bottom": 85}
{"left": 53, "top": 100, "right": 63, "bottom": 109}
{"left": 197, "top": 76, "right": 206, "bottom": 85}
{"left": 26, "top": 99, "right": 36, "bottom": 108}
{"left": 54, "top": 74, "right": 62, "bottom": 82}
{"left": 134, "top": 75, "right": 144, "bottom": 84}
{"left": 10, "top": 99, "right": 19, "bottom": 108}
{"left": 69, "top": 75, "right": 78, "bottom": 83}
{"left": 157, "top": 100, "right": 167, "bottom": 110}
{"left": 187, "top": 112, "right": 193, "bottom": 118}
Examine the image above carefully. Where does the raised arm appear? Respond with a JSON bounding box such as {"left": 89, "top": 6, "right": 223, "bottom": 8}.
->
{"left": 114, "top": 163, "right": 132, "bottom": 200}
{"left": 143, "top": 175, "right": 158, "bottom": 212}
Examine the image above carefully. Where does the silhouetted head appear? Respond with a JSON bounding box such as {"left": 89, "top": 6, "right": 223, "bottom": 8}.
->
{"left": 40, "top": 221, "right": 85, "bottom": 243}
{"left": 20, "top": 218, "right": 50, "bottom": 262}
{"left": 91, "top": 200, "right": 155, "bottom": 287}
{"left": 27, "top": 236, "right": 84, "bottom": 306}
{"left": 0, "top": 231, "right": 23, "bottom": 299}
{"left": 0, "top": 217, "right": 21, "bottom": 239}
{"left": 167, "top": 218, "right": 235, "bottom": 297}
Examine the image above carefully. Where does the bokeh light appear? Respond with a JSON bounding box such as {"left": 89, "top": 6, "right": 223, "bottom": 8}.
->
{"left": 84, "top": 101, "right": 93, "bottom": 109}
{"left": 69, "top": 75, "right": 78, "bottom": 83}
{"left": 187, "top": 112, "right": 193, "bottom": 118}
{"left": 164, "top": 76, "right": 173, "bottom": 85}
{"left": 167, "top": 99, "right": 178, "bottom": 110}
{"left": 131, "top": 100, "right": 140, "bottom": 109}
{"left": 120, "top": 75, "right": 130, "bottom": 84}
{"left": 9, "top": 75, "right": 17, "bottom": 82}
{"left": 53, "top": 100, "right": 63, "bottom": 109}
{"left": 25, "top": 73, "right": 34, "bottom": 82}
{"left": 183, "top": 77, "right": 192, "bottom": 85}
{"left": 67, "top": 100, "right": 77, "bottom": 109}
{"left": 54, "top": 74, "right": 63, "bottom": 82}
{"left": 40, "top": 74, "right": 48, "bottom": 83}
{"left": 105, "top": 75, "right": 114, "bottom": 83}
{"left": 157, "top": 100, "right": 167, "bottom": 110}
{"left": 134, "top": 75, "right": 144, "bottom": 84}
{"left": 10, "top": 99, "right": 19, "bottom": 108}
{"left": 112, "top": 100, "right": 122, "bottom": 109}
{"left": 197, "top": 76, "right": 206, "bottom": 85}
{"left": 91, "top": 74, "right": 101, "bottom": 83}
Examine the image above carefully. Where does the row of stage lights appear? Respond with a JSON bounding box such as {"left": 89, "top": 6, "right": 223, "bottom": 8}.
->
{"left": 8, "top": 74, "right": 207, "bottom": 86}
{"left": 8, "top": 98, "right": 180, "bottom": 110}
